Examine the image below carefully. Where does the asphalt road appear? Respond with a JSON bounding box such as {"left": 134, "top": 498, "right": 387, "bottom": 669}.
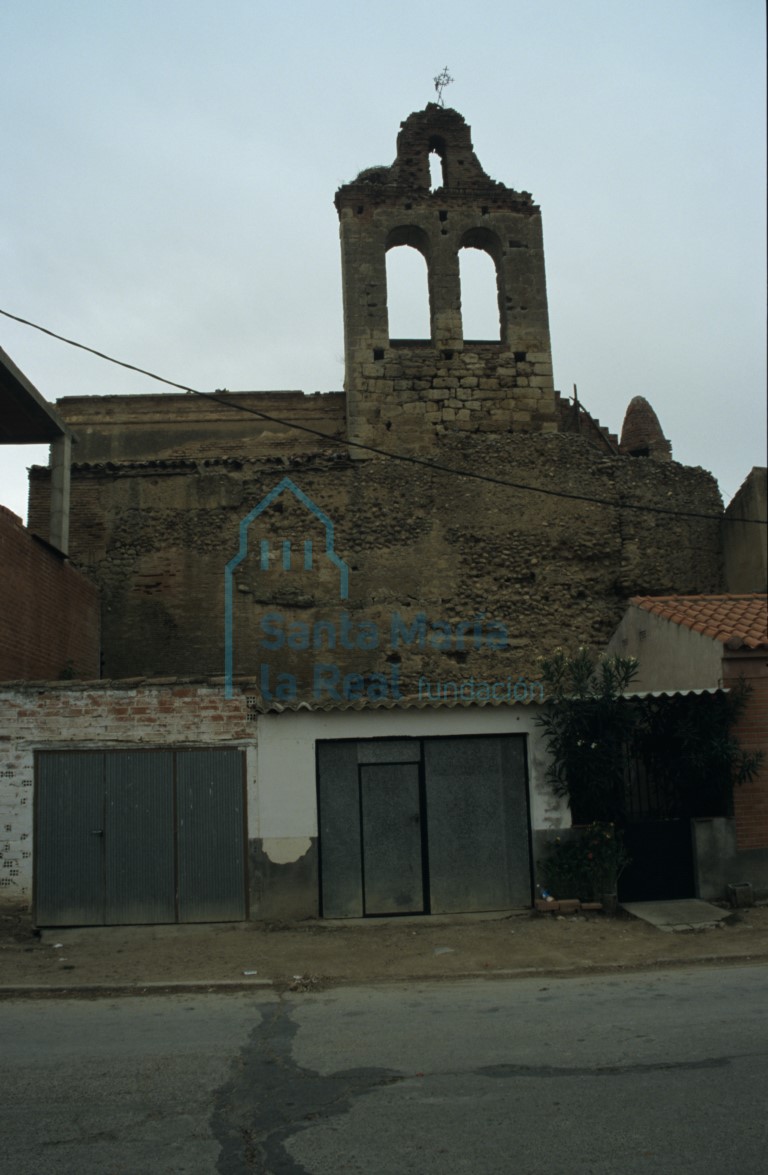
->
{"left": 1, "top": 965, "right": 766, "bottom": 1174}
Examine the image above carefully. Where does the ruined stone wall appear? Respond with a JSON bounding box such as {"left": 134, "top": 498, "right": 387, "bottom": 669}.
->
{"left": 29, "top": 428, "right": 724, "bottom": 693}
{"left": 56, "top": 391, "right": 346, "bottom": 464}
{"left": 23, "top": 102, "right": 726, "bottom": 696}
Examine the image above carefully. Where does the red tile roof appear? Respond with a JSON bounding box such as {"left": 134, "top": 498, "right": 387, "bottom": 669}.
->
{"left": 630, "top": 594, "right": 768, "bottom": 650}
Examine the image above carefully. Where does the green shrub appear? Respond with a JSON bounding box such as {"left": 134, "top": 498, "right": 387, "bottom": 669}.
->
{"left": 540, "top": 822, "right": 631, "bottom": 901}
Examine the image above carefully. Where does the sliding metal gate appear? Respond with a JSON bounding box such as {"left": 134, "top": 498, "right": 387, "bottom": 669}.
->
{"left": 35, "top": 749, "right": 247, "bottom": 926}
{"left": 318, "top": 735, "right": 532, "bottom": 917}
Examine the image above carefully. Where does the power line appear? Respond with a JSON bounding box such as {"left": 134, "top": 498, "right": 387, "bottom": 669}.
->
{"left": 1, "top": 306, "right": 764, "bottom": 524}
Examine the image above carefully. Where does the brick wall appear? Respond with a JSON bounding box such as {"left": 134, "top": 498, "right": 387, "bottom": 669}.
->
{"left": 724, "top": 653, "right": 768, "bottom": 851}
{"left": 0, "top": 506, "right": 100, "bottom": 681}
{"left": 0, "top": 682, "right": 252, "bottom": 907}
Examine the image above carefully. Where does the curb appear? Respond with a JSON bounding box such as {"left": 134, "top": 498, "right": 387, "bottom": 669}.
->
{"left": 2, "top": 951, "right": 767, "bottom": 998}
{"left": 0, "top": 979, "right": 274, "bottom": 999}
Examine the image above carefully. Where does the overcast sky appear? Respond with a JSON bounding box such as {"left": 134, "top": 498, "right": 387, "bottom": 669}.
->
{"left": 1, "top": 0, "right": 765, "bottom": 522}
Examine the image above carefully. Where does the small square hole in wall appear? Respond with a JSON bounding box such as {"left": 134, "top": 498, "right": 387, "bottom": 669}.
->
{"left": 356, "top": 206, "right": 364, "bottom": 215}
{"left": 439, "top": 210, "right": 448, "bottom": 222}
{"left": 481, "top": 206, "right": 489, "bottom": 216}
{"left": 441, "top": 350, "right": 454, "bottom": 361}
{"left": 514, "top": 351, "right": 527, "bottom": 362}
{"left": 373, "top": 348, "right": 385, "bottom": 361}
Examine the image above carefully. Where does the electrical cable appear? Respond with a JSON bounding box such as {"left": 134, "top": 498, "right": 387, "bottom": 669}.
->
{"left": 1, "top": 306, "right": 765, "bottom": 524}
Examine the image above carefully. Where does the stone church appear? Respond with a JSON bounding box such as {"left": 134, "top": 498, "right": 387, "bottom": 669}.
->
{"left": 28, "top": 105, "right": 722, "bottom": 695}
{"left": 4, "top": 104, "right": 755, "bottom": 927}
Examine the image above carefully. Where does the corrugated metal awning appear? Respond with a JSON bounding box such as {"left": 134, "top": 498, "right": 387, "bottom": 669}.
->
{"left": 620, "top": 687, "right": 727, "bottom": 700}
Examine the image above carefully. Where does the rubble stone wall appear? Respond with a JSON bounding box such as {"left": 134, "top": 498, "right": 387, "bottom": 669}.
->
{"left": 29, "top": 426, "right": 724, "bottom": 690}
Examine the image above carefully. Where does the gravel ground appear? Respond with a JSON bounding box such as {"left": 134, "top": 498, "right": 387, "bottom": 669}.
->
{"left": 1, "top": 904, "right": 767, "bottom": 992}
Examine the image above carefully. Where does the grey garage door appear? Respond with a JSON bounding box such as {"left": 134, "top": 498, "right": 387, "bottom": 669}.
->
{"left": 35, "top": 749, "right": 246, "bottom": 926}
{"left": 317, "top": 735, "right": 531, "bottom": 917}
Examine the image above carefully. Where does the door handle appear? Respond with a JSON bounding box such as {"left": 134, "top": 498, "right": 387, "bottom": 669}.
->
{"left": 90, "top": 829, "right": 104, "bottom": 836}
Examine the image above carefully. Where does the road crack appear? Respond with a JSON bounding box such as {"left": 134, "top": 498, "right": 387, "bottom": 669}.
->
{"left": 211, "top": 999, "right": 400, "bottom": 1174}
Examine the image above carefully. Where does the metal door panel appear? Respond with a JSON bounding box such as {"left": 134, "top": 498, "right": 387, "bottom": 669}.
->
{"left": 35, "top": 752, "right": 105, "bottom": 926}
{"left": 425, "top": 737, "right": 530, "bottom": 913}
{"left": 105, "top": 752, "right": 175, "bottom": 924}
{"left": 357, "top": 740, "right": 421, "bottom": 764}
{"left": 176, "top": 749, "right": 246, "bottom": 922}
{"left": 361, "top": 763, "right": 424, "bottom": 915}
{"left": 317, "top": 741, "right": 363, "bottom": 917}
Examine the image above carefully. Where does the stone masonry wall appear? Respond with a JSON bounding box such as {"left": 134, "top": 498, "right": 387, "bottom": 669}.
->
{"left": 346, "top": 342, "right": 558, "bottom": 453}
{"left": 29, "top": 426, "right": 724, "bottom": 692}
{"left": 54, "top": 391, "right": 346, "bottom": 464}
{"left": 335, "top": 106, "right": 555, "bottom": 452}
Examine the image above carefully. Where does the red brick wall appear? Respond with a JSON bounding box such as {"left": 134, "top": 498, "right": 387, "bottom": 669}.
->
{"left": 724, "top": 653, "right": 768, "bottom": 851}
{"left": 0, "top": 506, "right": 100, "bottom": 681}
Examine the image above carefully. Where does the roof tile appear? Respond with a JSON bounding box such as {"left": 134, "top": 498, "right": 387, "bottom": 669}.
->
{"left": 630, "top": 594, "right": 768, "bottom": 648}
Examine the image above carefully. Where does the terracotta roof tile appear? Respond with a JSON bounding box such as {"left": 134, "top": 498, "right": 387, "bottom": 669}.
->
{"left": 630, "top": 594, "right": 768, "bottom": 649}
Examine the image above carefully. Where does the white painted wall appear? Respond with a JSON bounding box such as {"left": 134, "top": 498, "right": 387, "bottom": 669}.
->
{"left": 256, "top": 704, "right": 567, "bottom": 841}
{"left": 606, "top": 607, "right": 724, "bottom": 691}
{"left": 0, "top": 684, "right": 568, "bottom": 904}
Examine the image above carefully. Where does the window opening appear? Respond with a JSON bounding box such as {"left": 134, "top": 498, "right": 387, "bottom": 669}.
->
{"left": 459, "top": 247, "right": 500, "bottom": 341}
{"left": 429, "top": 150, "right": 444, "bottom": 192}
{"left": 386, "top": 245, "right": 430, "bottom": 340}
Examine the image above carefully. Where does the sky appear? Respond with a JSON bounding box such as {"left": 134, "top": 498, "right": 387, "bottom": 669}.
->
{"left": 1, "top": 0, "right": 765, "bottom": 522}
